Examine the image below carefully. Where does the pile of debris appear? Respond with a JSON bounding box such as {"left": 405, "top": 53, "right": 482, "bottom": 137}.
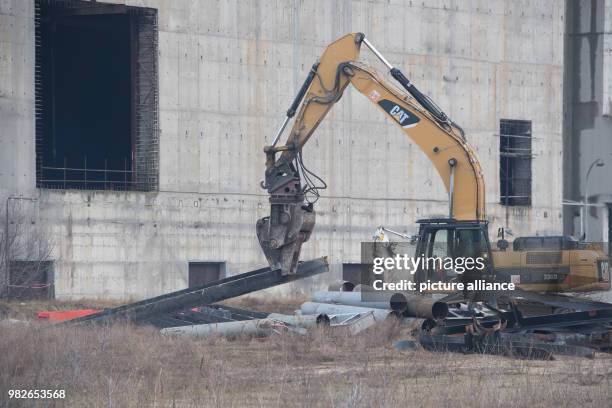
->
{"left": 59, "top": 260, "right": 612, "bottom": 359}
{"left": 158, "top": 281, "right": 612, "bottom": 360}
{"left": 417, "top": 291, "right": 612, "bottom": 360}
{"left": 153, "top": 279, "right": 449, "bottom": 338}
{"left": 305, "top": 282, "right": 612, "bottom": 360}
{"left": 61, "top": 258, "right": 328, "bottom": 327}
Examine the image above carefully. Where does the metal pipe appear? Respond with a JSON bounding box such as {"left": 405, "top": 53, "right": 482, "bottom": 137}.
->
{"left": 421, "top": 318, "right": 437, "bottom": 331}
{"left": 266, "top": 313, "right": 323, "bottom": 328}
{"left": 271, "top": 116, "right": 291, "bottom": 147}
{"left": 448, "top": 158, "right": 457, "bottom": 219}
{"left": 161, "top": 319, "right": 274, "bottom": 337}
{"left": 300, "top": 301, "right": 398, "bottom": 322}
{"left": 363, "top": 36, "right": 453, "bottom": 126}
{"left": 161, "top": 313, "right": 324, "bottom": 337}
{"left": 327, "top": 280, "right": 355, "bottom": 292}
{"left": 583, "top": 158, "right": 605, "bottom": 240}
{"left": 361, "top": 37, "right": 393, "bottom": 70}
{"left": 379, "top": 227, "right": 412, "bottom": 240}
{"left": 271, "top": 62, "right": 319, "bottom": 147}
{"left": 402, "top": 293, "right": 449, "bottom": 319}
{"left": 311, "top": 291, "right": 408, "bottom": 313}
{"left": 389, "top": 292, "right": 410, "bottom": 313}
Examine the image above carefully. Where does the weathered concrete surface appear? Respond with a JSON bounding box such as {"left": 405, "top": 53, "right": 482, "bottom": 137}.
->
{"left": 0, "top": 0, "right": 35, "bottom": 194}
{"left": 1, "top": 0, "right": 566, "bottom": 299}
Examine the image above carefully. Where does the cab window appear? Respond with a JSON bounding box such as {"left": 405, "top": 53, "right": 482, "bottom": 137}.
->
{"left": 454, "top": 228, "right": 488, "bottom": 259}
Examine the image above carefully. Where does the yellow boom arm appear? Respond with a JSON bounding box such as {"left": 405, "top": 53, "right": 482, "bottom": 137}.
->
{"left": 257, "top": 33, "right": 485, "bottom": 274}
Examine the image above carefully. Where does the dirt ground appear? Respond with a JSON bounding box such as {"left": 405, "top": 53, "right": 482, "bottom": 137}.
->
{"left": 1, "top": 298, "right": 612, "bottom": 407}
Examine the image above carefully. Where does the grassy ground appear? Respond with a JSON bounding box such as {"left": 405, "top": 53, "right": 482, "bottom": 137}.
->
{"left": 1, "top": 299, "right": 612, "bottom": 407}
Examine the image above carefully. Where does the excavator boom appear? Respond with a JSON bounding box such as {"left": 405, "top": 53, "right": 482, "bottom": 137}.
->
{"left": 257, "top": 33, "right": 485, "bottom": 274}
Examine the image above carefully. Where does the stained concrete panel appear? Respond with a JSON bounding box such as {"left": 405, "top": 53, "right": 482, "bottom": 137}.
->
{"left": 0, "top": 0, "right": 566, "bottom": 299}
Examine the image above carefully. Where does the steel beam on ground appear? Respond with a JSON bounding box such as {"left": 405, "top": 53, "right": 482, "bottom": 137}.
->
{"left": 62, "top": 258, "right": 328, "bottom": 326}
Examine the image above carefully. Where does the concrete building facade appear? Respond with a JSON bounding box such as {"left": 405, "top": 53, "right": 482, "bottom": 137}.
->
{"left": 1, "top": 0, "right": 565, "bottom": 299}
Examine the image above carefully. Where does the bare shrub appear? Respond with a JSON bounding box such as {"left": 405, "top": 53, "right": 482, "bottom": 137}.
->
{"left": 1, "top": 199, "right": 54, "bottom": 299}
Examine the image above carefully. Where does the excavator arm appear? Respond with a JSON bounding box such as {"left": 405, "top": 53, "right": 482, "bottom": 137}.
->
{"left": 257, "top": 33, "right": 485, "bottom": 274}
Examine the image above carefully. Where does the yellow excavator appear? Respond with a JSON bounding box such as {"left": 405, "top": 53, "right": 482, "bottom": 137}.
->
{"left": 256, "top": 33, "right": 609, "bottom": 294}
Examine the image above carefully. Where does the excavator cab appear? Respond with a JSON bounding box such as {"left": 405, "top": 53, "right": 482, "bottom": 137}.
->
{"left": 413, "top": 219, "right": 494, "bottom": 287}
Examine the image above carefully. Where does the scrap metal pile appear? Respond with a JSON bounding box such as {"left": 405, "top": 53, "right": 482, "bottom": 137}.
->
{"left": 418, "top": 290, "right": 612, "bottom": 360}
{"left": 152, "top": 280, "right": 454, "bottom": 338}
{"left": 303, "top": 283, "right": 612, "bottom": 360}
{"left": 157, "top": 281, "right": 612, "bottom": 360}
{"left": 60, "top": 260, "right": 612, "bottom": 360}
{"left": 61, "top": 258, "right": 329, "bottom": 327}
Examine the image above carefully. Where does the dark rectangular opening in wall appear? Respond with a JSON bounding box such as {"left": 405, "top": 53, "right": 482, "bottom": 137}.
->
{"left": 35, "top": 0, "right": 158, "bottom": 191}
{"left": 342, "top": 263, "right": 370, "bottom": 286}
{"left": 188, "top": 262, "right": 225, "bottom": 288}
{"left": 500, "top": 119, "right": 532, "bottom": 206}
{"left": 8, "top": 261, "right": 54, "bottom": 299}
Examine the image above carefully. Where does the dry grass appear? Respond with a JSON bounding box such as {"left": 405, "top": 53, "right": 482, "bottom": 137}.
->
{"left": 1, "top": 299, "right": 612, "bottom": 407}
{"left": 0, "top": 295, "right": 304, "bottom": 321}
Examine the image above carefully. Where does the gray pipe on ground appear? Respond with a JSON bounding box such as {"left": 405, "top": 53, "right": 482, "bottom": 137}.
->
{"left": 161, "top": 319, "right": 274, "bottom": 337}
{"left": 161, "top": 313, "right": 325, "bottom": 337}
{"left": 311, "top": 291, "right": 408, "bottom": 313}
{"left": 312, "top": 291, "right": 447, "bottom": 319}
{"left": 299, "top": 301, "right": 400, "bottom": 322}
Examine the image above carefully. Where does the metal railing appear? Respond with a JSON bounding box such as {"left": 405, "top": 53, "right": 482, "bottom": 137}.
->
{"left": 39, "top": 160, "right": 157, "bottom": 191}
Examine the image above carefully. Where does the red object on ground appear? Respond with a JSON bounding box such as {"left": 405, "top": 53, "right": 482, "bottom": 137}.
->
{"left": 37, "top": 309, "right": 100, "bottom": 322}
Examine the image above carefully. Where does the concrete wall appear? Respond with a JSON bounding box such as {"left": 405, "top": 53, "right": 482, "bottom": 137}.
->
{"left": 1, "top": 0, "right": 565, "bottom": 299}
{"left": 0, "top": 0, "right": 36, "bottom": 194}
{"left": 563, "top": 0, "right": 612, "bottom": 243}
